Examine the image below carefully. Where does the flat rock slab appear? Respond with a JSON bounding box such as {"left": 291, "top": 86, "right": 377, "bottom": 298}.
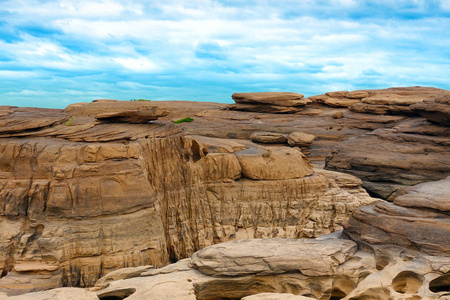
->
{"left": 410, "top": 93, "right": 450, "bottom": 126}
{"left": 227, "top": 103, "right": 304, "bottom": 114}
{"left": 394, "top": 176, "right": 450, "bottom": 212}
{"left": 95, "top": 107, "right": 169, "bottom": 123}
{"left": 232, "top": 92, "right": 308, "bottom": 107}
{"left": 287, "top": 132, "right": 315, "bottom": 147}
{"left": 0, "top": 108, "right": 69, "bottom": 134}
{"left": 250, "top": 132, "right": 287, "bottom": 144}
{"left": 242, "top": 293, "right": 315, "bottom": 300}
{"left": 190, "top": 238, "right": 357, "bottom": 277}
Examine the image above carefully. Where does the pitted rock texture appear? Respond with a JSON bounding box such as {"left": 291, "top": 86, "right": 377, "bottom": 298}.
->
{"left": 0, "top": 103, "right": 377, "bottom": 295}
{"left": 6, "top": 236, "right": 449, "bottom": 300}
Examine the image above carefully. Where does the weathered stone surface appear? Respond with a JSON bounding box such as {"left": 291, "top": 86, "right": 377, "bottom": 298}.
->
{"left": 232, "top": 92, "right": 308, "bottom": 107}
{"left": 325, "top": 91, "right": 349, "bottom": 98}
{"left": 235, "top": 147, "right": 313, "bottom": 180}
{"left": 250, "top": 132, "right": 287, "bottom": 144}
{"left": 0, "top": 107, "right": 69, "bottom": 133}
{"left": 345, "top": 178, "right": 450, "bottom": 257}
{"left": 346, "top": 91, "right": 370, "bottom": 99}
{"left": 242, "top": 293, "right": 315, "bottom": 300}
{"left": 310, "top": 95, "right": 360, "bottom": 107}
{"left": 227, "top": 103, "right": 303, "bottom": 114}
{"left": 287, "top": 132, "right": 315, "bottom": 147}
{"left": 190, "top": 238, "right": 358, "bottom": 277}
{"left": 95, "top": 107, "right": 169, "bottom": 123}
{"left": 394, "top": 176, "right": 450, "bottom": 212}
{"left": 410, "top": 93, "right": 450, "bottom": 126}
{"left": 4, "top": 288, "right": 99, "bottom": 300}
{"left": 326, "top": 118, "right": 450, "bottom": 199}
{"left": 0, "top": 106, "right": 379, "bottom": 295}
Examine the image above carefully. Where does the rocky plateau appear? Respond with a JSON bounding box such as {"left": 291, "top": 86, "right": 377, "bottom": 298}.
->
{"left": 0, "top": 86, "right": 449, "bottom": 299}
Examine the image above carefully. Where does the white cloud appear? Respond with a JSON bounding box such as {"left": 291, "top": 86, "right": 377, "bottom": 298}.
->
{"left": 112, "top": 57, "right": 160, "bottom": 72}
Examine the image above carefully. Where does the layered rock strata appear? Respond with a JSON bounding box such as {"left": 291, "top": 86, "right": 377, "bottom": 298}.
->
{"left": 228, "top": 92, "right": 311, "bottom": 113}
{"left": 325, "top": 117, "right": 450, "bottom": 199}
{"left": 0, "top": 103, "right": 377, "bottom": 295}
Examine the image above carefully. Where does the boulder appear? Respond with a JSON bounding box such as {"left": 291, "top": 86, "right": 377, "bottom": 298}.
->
{"left": 287, "top": 132, "right": 315, "bottom": 147}
{"left": 242, "top": 293, "right": 315, "bottom": 300}
{"left": 232, "top": 92, "right": 308, "bottom": 107}
{"left": 227, "top": 103, "right": 303, "bottom": 114}
{"left": 190, "top": 238, "right": 358, "bottom": 277}
{"left": 250, "top": 132, "right": 287, "bottom": 144}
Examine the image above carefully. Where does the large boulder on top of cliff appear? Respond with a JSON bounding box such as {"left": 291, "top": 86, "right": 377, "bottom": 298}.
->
{"left": 410, "top": 93, "right": 450, "bottom": 126}
{"left": 95, "top": 107, "right": 169, "bottom": 123}
{"left": 0, "top": 107, "right": 69, "bottom": 134}
{"left": 232, "top": 92, "right": 309, "bottom": 107}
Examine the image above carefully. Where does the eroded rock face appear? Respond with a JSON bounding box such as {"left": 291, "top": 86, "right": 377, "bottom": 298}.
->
{"left": 325, "top": 118, "right": 450, "bottom": 199}
{"left": 344, "top": 177, "right": 450, "bottom": 256}
{"left": 0, "top": 103, "right": 377, "bottom": 295}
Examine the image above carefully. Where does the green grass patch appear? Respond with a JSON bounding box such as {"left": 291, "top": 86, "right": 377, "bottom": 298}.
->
{"left": 173, "top": 117, "right": 194, "bottom": 124}
{"left": 65, "top": 116, "right": 75, "bottom": 126}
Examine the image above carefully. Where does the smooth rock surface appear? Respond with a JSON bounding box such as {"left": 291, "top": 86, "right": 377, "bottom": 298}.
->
{"left": 287, "top": 132, "right": 315, "bottom": 147}
{"left": 250, "top": 132, "right": 287, "bottom": 144}
{"left": 190, "top": 238, "right": 358, "bottom": 277}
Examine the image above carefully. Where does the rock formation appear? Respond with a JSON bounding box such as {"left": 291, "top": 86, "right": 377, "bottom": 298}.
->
{"left": 0, "top": 101, "right": 377, "bottom": 295}
{"left": 1, "top": 86, "right": 450, "bottom": 299}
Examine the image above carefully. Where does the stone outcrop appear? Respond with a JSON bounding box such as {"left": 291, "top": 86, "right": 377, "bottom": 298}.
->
{"left": 344, "top": 177, "right": 450, "bottom": 256}
{"left": 250, "top": 132, "right": 287, "bottom": 144}
{"left": 2, "top": 86, "right": 450, "bottom": 298}
{"left": 287, "top": 132, "right": 315, "bottom": 147}
{"left": 410, "top": 92, "right": 450, "bottom": 126}
{"left": 0, "top": 103, "right": 377, "bottom": 295}
{"left": 325, "top": 117, "right": 450, "bottom": 199}
{"left": 228, "top": 92, "right": 311, "bottom": 113}
{"left": 309, "top": 87, "right": 447, "bottom": 116}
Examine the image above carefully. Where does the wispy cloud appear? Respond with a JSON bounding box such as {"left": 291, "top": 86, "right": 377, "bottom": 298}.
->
{"left": 0, "top": 0, "right": 449, "bottom": 108}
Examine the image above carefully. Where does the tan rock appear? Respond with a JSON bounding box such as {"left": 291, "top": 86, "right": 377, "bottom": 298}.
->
{"left": 346, "top": 91, "right": 370, "bottom": 99}
{"left": 227, "top": 103, "right": 303, "bottom": 114}
{"left": 190, "top": 238, "right": 358, "bottom": 277}
{"left": 5, "top": 288, "right": 99, "bottom": 300}
{"left": 332, "top": 111, "right": 344, "bottom": 119}
{"left": 95, "top": 107, "right": 169, "bottom": 123}
{"left": 287, "top": 132, "right": 315, "bottom": 147}
{"left": 232, "top": 92, "right": 308, "bottom": 107}
{"left": 325, "top": 91, "right": 349, "bottom": 98}
{"left": 235, "top": 147, "right": 313, "bottom": 180}
{"left": 250, "top": 132, "right": 287, "bottom": 144}
{"left": 242, "top": 293, "right": 315, "bottom": 300}
{"left": 315, "top": 96, "right": 360, "bottom": 107}
{"left": 394, "top": 176, "right": 450, "bottom": 212}
{"left": 362, "top": 94, "right": 433, "bottom": 106}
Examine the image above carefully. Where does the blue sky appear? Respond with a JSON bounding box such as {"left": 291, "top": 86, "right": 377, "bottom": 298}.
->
{"left": 0, "top": 0, "right": 449, "bottom": 108}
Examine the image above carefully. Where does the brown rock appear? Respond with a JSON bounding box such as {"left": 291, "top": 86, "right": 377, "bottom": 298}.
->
{"left": 95, "top": 107, "right": 169, "bottom": 123}
{"left": 325, "top": 118, "right": 450, "bottom": 199}
{"left": 362, "top": 94, "right": 433, "bottom": 106}
{"left": 410, "top": 93, "right": 450, "bottom": 126}
{"left": 325, "top": 91, "right": 349, "bottom": 98}
{"left": 235, "top": 147, "right": 313, "bottom": 180}
{"left": 332, "top": 111, "right": 344, "bottom": 119}
{"left": 242, "top": 294, "right": 315, "bottom": 300}
{"left": 232, "top": 92, "right": 308, "bottom": 107}
{"left": 346, "top": 91, "right": 370, "bottom": 99}
{"left": 227, "top": 103, "right": 303, "bottom": 114}
{"left": 287, "top": 132, "right": 315, "bottom": 147}
{"left": 315, "top": 96, "right": 361, "bottom": 108}
{"left": 250, "top": 132, "right": 287, "bottom": 144}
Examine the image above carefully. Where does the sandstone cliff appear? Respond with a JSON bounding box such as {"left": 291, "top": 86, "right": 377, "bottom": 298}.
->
{"left": 0, "top": 101, "right": 376, "bottom": 295}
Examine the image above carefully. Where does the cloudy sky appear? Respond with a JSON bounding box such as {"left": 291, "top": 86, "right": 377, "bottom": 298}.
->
{"left": 0, "top": 0, "right": 449, "bottom": 108}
